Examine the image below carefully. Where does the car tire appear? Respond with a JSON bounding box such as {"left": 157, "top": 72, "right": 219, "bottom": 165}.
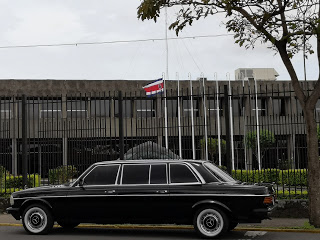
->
{"left": 57, "top": 221, "right": 79, "bottom": 229}
{"left": 22, "top": 204, "right": 54, "bottom": 235}
{"left": 228, "top": 221, "right": 238, "bottom": 231}
{"left": 193, "top": 206, "right": 229, "bottom": 238}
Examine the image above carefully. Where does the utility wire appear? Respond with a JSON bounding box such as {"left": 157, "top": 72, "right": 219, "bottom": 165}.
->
{"left": 0, "top": 34, "right": 234, "bottom": 49}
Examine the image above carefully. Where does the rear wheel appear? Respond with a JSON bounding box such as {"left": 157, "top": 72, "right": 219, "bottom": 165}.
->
{"left": 22, "top": 204, "right": 54, "bottom": 235}
{"left": 57, "top": 221, "right": 79, "bottom": 229}
{"left": 193, "top": 206, "right": 229, "bottom": 238}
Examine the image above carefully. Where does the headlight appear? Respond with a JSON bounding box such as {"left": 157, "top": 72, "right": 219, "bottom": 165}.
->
{"left": 10, "top": 195, "right": 14, "bottom": 206}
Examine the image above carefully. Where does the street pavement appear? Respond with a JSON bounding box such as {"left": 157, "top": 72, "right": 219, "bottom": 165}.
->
{"left": 1, "top": 213, "right": 320, "bottom": 239}
{"left": 0, "top": 213, "right": 310, "bottom": 228}
{"left": 1, "top": 225, "right": 320, "bottom": 240}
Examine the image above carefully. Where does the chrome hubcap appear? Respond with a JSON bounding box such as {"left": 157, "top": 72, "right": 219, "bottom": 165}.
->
{"left": 197, "top": 209, "right": 223, "bottom": 237}
{"left": 24, "top": 207, "right": 47, "bottom": 233}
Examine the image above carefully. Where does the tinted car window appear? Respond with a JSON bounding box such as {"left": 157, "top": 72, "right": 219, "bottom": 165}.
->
{"left": 170, "top": 164, "right": 199, "bottom": 183}
{"left": 191, "top": 163, "right": 218, "bottom": 183}
{"left": 150, "top": 164, "right": 167, "bottom": 184}
{"left": 122, "top": 164, "right": 150, "bottom": 184}
{"left": 84, "top": 165, "right": 119, "bottom": 185}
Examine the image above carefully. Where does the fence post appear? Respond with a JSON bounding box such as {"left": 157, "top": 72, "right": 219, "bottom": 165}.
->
{"left": 22, "top": 94, "right": 28, "bottom": 188}
{"left": 224, "top": 85, "right": 232, "bottom": 174}
{"left": 118, "top": 91, "right": 124, "bottom": 160}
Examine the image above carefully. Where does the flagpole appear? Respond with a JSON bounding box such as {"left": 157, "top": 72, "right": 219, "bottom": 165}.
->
{"left": 201, "top": 73, "right": 208, "bottom": 161}
{"left": 227, "top": 74, "right": 235, "bottom": 170}
{"left": 214, "top": 73, "right": 222, "bottom": 166}
{"left": 164, "top": 6, "right": 169, "bottom": 149}
{"left": 189, "top": 73, "right": 196, "bottom": 160}
{"left": 177, "top": 73, "right": 182, "bottom": 158}
{"left": 254, "top": 76, "right": 261, "bottom": 170}
{"left": 162, "top": 73, "right": 169, "bottom": 149}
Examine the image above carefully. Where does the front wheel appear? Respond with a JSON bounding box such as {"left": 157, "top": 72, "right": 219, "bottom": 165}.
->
{"left": 193, "top": 207, "right": 229, "bottom": 238}
{"left": 22, "top": 204, "right": 54, "bottom": 235}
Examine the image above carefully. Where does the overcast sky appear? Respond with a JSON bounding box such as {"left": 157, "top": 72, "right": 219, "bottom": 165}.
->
{"left": 0, "top": 0, "right": 318, "bottom": 81}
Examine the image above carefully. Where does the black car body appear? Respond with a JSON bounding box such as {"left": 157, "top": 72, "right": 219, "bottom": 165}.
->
{"left": 7, "top": 160, "right": 275, "bottom": 238}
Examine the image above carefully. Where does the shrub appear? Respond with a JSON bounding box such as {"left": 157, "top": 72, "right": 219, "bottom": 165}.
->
{"left": 232, "top": 169, "right": 308, "bottom": 186}
{"left": 5, "top": 175, "right": 41, "bottom": 189}
{"left": 48, "top": 165, "right": 78, "bottom": 185}
{"left": 276, "top": 190, "right": 308, "bottom": 199}
{"left": 0, "top": 166, "right": 9, "bottom": 188}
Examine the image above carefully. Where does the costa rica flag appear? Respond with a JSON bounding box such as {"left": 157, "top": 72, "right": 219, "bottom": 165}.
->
{"left": 142, "top": 78, "right": 164, "bottom": 96}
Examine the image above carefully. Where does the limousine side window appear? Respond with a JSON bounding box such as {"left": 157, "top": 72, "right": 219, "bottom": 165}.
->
{"left": 84, "top": 165, "right": 120, "bottom": 185}
{"left": 122, "top": 164, "right": 150, "bottom": 184}
{"left": 170, "top": 163, "right": 199, "bottom": 184}
{"left": 150, "top": 164, "right": 167, "bottom": 184}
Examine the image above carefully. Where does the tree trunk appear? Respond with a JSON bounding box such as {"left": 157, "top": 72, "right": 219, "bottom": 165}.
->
{"left": 304, "top": 108, "right": 320, "bottom": 227}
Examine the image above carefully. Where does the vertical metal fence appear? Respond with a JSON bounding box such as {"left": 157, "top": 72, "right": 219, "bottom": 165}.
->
{"left": 0, "top": 80, "right": 312, "bottom": 199}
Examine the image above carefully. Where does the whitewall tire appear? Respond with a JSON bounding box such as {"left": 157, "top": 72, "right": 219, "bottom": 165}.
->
{"left": 22, "top": 204, "right": 54, "bottom": 235}
{"left": 193, "top": 207, "right": 229, "bottom": 238}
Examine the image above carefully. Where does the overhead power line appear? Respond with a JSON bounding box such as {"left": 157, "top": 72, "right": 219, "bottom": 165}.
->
{"left": 0, "top": 34, "right": 234, "bottom": 49}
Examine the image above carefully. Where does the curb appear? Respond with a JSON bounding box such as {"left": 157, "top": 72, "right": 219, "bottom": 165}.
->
{"left": 0, "top": 223, "right": 320, "bottom": 233}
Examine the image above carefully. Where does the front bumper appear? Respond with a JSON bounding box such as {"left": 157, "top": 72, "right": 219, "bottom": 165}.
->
{"left": 6, "top": 207, "right": 21, "bottom": 220}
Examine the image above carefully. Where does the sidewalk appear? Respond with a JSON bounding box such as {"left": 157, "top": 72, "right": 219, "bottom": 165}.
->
{"left": 0, "top": 213, "right": 310, "bottom": 230}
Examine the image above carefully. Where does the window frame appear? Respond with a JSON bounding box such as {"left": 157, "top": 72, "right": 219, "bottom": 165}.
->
{"left": 82, "top": 164, "right": 121, "bottom": 186}
{"left": 169, "top": 163, "right": 201, "bottom": 185}
{"left": 120, "top": 163, "right": 168, "bottom": 186}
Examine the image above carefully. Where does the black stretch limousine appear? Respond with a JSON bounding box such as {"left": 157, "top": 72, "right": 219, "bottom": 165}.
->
{"left": 7, "top": 160, "right": 275, "bottom": 238}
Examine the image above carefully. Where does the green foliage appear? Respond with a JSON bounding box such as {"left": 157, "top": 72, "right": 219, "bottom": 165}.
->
{"left": 0, "top": 166, "right": 9, "bottom": 188}
{"left": 5, "top": 175, "right": 41, "bottom": 189}
{"left": 244, "top": 130, "right": 275, "bottom": 151}
{"left": 48, "top": 165, "right": 78, "bottom": 185}
{"left": 276, "top": 190, "right": 308, "bottom": 200}
{"left": 317, "top": 126, "right": 320, "bottom": 141}
{"left": 232, "top": 169, "right": 308, "bottom": 186}
{"left": 200, "top": 138, "right": 226, "bottom": 163}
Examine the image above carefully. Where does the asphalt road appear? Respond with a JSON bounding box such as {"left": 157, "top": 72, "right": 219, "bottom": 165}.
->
{"left": 1, "top": 226, "right": 320, "bottom": 240}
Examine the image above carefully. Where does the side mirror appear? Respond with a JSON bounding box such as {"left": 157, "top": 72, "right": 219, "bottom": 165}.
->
{"left": 78, "top": 178, "right": 85, "bottom": 188}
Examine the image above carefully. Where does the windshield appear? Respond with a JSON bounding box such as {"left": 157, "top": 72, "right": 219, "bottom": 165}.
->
{"left": 203, "top": 162, "right": 236, "bottom": 182}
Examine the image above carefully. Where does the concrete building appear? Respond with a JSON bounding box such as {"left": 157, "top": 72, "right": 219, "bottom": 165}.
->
{"left": 0, "top": 78, "right": 311, "bottom": 176}
{"left": 235, "top": 68, "right": 279, "bottom": 81}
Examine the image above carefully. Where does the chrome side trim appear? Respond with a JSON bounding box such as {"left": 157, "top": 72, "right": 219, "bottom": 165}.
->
{"left": 14, "top": 193, "right": 269, "bottom": 200}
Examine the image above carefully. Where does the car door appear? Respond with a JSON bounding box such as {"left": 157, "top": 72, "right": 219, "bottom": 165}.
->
{"left": 65, "top": 164, "right": 121, "bottom": 223}
{"left": 116, "top": 163, "right": 171, "bottom": 223}
{"left": 168, "top": 163, "right": 203, "bottom": 223}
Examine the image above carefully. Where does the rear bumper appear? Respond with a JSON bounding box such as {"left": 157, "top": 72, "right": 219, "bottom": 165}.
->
{"left": 6, "top": 207, "right": 21, "bottom": 220}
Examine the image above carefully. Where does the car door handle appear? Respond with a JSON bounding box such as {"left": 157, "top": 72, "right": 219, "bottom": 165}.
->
{"left": 156, "top": 190, "right": 168, "bottom": 194}
{"left": 105, "top": 190, "right": 116, "bottom": 194}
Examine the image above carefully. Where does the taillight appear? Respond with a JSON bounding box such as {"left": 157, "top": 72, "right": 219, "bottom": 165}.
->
{"left": 263, "top": 196, "right": 273, "bottom": 205}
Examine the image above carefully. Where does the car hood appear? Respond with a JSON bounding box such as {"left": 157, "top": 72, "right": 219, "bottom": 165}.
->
{"left": 12, "top": 184, "right": 70, "bottom": 198}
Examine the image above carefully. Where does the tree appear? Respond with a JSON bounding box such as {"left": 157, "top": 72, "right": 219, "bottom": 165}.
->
{"left": 244, "top": 130, "right": 275, "bottom": 163}
{"left": 200, "top": 138, "right": 226, "bottom": 164}
{"left": 137, "top": 1, "right": 320, "bottom": 226}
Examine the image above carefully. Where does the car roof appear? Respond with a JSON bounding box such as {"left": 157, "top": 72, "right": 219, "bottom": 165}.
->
{"left": 92, "top": 159, "right": 207, "bottom": 166}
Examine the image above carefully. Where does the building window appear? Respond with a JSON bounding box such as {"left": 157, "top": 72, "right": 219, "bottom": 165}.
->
{"left": 115, "top": 100, "right": 133, "bottom": 118}
{"left": 208, "top": 98, "right": 223, "bottom": 117}
{"left": 162, "top": 99, "right": 178, "bottom": 117}
{"left": 183, "top": 99, "right": 199, "bottom": 117}
{"left": 67, "top": 98, "right": 87, "bottom": 118}
{"left": 40, "top": 98, "right": 62, "bottom": 118}
{"left": 90, "top": 99, "right": 110, "bottom": 117}
{"left": 136, "top": 99, "right": 155, "bottom": 118}
{"left": 0, "top": 99, "right": 13, "bottom": 119}
{"left": 231, "top": 98, "right": 243, "bottom": 117}
{"left": 253, "top": 98, "right": 266, "bottom": 116}
{"left": 272, "top": 98, "right": 286, "bottom": 116}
